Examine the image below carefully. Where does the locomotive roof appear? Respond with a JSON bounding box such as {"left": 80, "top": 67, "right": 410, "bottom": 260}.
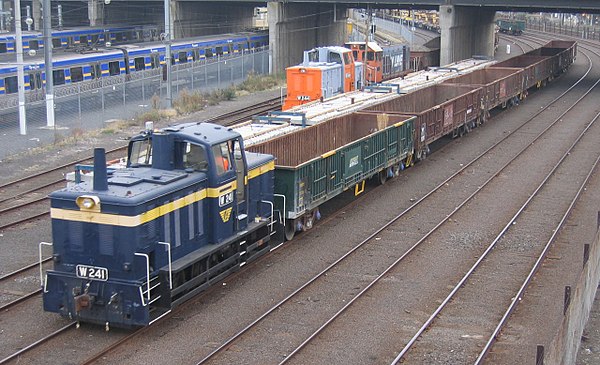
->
{"left": 158, "top": 122, "right": 242, "bottom": 146}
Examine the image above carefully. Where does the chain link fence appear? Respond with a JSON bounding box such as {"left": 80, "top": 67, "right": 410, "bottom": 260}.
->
{"left": 1, "top": 47, "right": 270, "bottom": 137}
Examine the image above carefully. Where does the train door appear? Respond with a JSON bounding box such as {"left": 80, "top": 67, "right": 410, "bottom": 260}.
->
{"left": 29, "top": 71, "right": 43, "bottom": 91}
{"left": 231, "top": 138, "right": 248, "bottom": 231}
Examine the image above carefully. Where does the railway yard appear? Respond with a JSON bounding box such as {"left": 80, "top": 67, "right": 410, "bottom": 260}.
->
{"left": 1, "top": 29, "right": 600, "bottom": 365}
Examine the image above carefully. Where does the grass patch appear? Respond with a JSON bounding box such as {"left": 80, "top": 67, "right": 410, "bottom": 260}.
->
{"left": 237, "top": 72, "right": 285, "bottom": 93}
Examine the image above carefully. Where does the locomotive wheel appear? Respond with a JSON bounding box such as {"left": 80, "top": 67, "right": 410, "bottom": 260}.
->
{"left": 284, "top": 220, "right": 296, "bottom": 241}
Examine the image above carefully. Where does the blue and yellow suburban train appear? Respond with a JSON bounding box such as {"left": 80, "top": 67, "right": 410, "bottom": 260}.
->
{"left": 42, "top": 39, "right": 576, "bottom": 329}
{"left": 0, "top": 24, "right": 158, "bottom": 54}
{"left": 0, "top": 31, "right": 268, "bottom": 97}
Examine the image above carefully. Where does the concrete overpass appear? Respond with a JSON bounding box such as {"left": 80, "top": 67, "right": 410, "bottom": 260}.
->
{"left": 9, "top": 0, "right": 600, "bottom": 73}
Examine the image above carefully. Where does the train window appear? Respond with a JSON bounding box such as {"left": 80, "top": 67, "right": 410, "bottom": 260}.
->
{"left": 212, "top": 142, "right": 232, "bottom": 176}
{"left": 29, "top": 40, "right": 39, "bottom": 50}
{"left": 205, "top": 48, "right": 213, "bottom": 58}
{"left": 91, "top": 34, "right": 99, "bottom": 45}
{"left": 344, "top": 53, "right": 353, "bottom": 64}
{"left": 53, "top": 69, "right": 65, "bottom": 85}
{"left": 232, "top": 139, "right": 245, "bottom": 202}
{"left": 238, "top": 43, "right": 247, "bottom": 52}
{"left": 70, "top": 67, "right": 84, "bottom": 83}
{"left": 134, "top": 57, "right": 145, "bottom": 71}
{"left": 215, "top": 46, "right": 223, "bottom": 56}
{"left": 182, "top": 142, "right": 208, "bottom": 171}
{"left": 366, "top": 52, "right": 375, "bottom": 61}
{"left": 4, "top": 76, "right": 17, "bottom": 94}
{"left": 52, "top": 38, "right": 62, "bottom": 48}
{"left": 0, "top": 43, "right": 6, "bottom": 53}
{"left": 178, "top": 51, "right": 187, "bottom": 63}
{"left": 352, "top": 50, "right": 358, "bottom": 61}
{"left": 329, "top": 52, "right": 342, "bottom": 64}
{"left": 129, "top": 138, "right": 152, "bottom": 166}
{"left": 108, "top": 61, "right": 120, "bottom": 76}
{"left": 115, "top": 33, "right": 124, "bottom": 42}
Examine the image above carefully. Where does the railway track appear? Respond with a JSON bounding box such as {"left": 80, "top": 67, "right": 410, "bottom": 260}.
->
{"left": 156, "top": 37, "right": 596, "bottom": 364}
{"left": 0, "top": 96, "right": 282, "bottom": 365}
{"left": 0, "top": 97, "right": 281, "bottom": 232}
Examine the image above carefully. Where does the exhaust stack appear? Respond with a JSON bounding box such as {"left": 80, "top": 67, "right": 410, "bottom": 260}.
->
{"left": 93, "top": 148, "right": 108, "bottom": 191}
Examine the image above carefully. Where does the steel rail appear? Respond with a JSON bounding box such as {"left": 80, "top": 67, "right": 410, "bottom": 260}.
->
{"left": 196, "top": 36, "right": 586, "bottom": 365}
{"left": 0, "top": 322, "right": 76, "bottom": 364}
{"left": 393, "top": 91, "right": 600, "bottom": 365}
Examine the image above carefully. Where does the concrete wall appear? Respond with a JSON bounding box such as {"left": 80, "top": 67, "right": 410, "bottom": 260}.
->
{"left": 439, "top": 5, "right": 495, "bottom": 65}
{"left": 545, "top": 225, "right": 600, "bottom": 364}
{"left": 268, "top": 2, "right": 348, "bottom": 74}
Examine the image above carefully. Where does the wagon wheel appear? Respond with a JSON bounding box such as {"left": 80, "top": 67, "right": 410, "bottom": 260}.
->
{"left": 378, "top": 169, "right": 388, "bottom": 185}
{"left": 284, "top": 220, "right": 296, "bottom": 241}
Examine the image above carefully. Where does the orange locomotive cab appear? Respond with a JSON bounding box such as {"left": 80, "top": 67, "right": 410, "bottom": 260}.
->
{"left": 345, "top": 41, "right": 384, "bottom": 83}
{"left": 283, "top": 46, "right": 362, "bottom": 110}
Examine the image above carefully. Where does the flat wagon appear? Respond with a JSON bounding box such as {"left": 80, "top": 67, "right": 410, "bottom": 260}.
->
{"left": 442, "top": 67, "right": 524, "bottom": 115}
{"left": 247, "top": 112, "right": 415, "bottom": 240}
{"left": 364, "top": 84, "right": 483, "bottom": 158}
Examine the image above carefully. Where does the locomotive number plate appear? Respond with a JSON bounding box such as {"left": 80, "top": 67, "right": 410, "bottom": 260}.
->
{"left": 76, "top": 264, "right": 109, "bottom": 281}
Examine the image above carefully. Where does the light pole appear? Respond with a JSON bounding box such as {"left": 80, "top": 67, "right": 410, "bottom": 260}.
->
{"left": 164, "top": 0, "right": 172, "bottom": 108}
{"left": 15, "top": 0, "right": 27, "bottom": 134}
{"left": 43, "top": 0, "right": 55, "bottom": 128}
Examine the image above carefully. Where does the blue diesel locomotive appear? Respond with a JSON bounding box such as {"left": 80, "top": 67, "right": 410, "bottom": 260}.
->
{"left": 43, "top": 122, "right": 276, "bottom": 328}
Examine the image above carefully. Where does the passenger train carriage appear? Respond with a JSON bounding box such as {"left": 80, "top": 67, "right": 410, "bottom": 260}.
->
{"left": 42, "top": 40, "right": 577, "bottom": 329}
{"left": 0, "top": 31, "right": 268, "bottom": 102}
{"left": 0, "top": 24, "right": 158, "bottom": 54}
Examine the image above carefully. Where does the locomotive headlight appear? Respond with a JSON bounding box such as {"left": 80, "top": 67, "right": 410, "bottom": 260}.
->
{"left": 76, "top": 195, "right": 101, "bottom": 211}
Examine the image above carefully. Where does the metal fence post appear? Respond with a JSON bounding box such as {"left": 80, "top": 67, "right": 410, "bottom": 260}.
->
{"left": 191, "top": 61, "right": 194, "bottom": 89}
{"left": 218, "top": 54, "right": 221, "bottom": 88}
{"left": 78, "top": 84, "right": 82, "bottom": 121}
{"left": 584, "top": 244, "right": 590, "bottom": 267}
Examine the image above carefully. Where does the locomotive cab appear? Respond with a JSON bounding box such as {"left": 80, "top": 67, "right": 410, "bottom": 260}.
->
{"left": 43, "top": 122, "right": 275, "bottom": 328}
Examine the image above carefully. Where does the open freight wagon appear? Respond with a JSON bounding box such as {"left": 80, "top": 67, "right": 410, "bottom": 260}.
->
{"left": 247, "top": 111, "right": 416, "bottom": 240}
{"left": 491, "top": 54, "right": 553, "bottom": 89}
{"left": 442, "top": 67, "right": 524, "bottom": 114}
{"left": 525, "top": 40, "right": 577, "bottom": 77}
{"left": 364, "top": 84, "right": 483, "bottom": 159}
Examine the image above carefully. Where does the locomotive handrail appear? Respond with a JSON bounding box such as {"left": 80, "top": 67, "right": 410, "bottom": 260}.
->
{"left": 261, "top": 200, "right": 275, "bottom": 234}
{"left": 38, "top": 241, "right": 53, "bottom": 290}
{"left": 158, "top": 242, "right": 172, "bottom": 289}
{"left": 135, "top": 252, "right": 151, "bottom": 306}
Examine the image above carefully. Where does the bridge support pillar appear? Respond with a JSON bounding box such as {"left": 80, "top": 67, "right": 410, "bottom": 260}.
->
{"left": 172, "top": 2, "right": 253, "bottom": 38}
{"left": 439, "top": 5, "right": 495, "bottom": 65}
{"left": 268, "top": 2, "right": 348, "bottom": 73}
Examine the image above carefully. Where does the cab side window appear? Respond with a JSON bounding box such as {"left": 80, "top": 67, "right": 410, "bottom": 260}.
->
{"left": 183, "top": 143, "right": 208, "bottom": 171}
{"left": 212, "top": 142, "right": 232, "bottom": 176}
